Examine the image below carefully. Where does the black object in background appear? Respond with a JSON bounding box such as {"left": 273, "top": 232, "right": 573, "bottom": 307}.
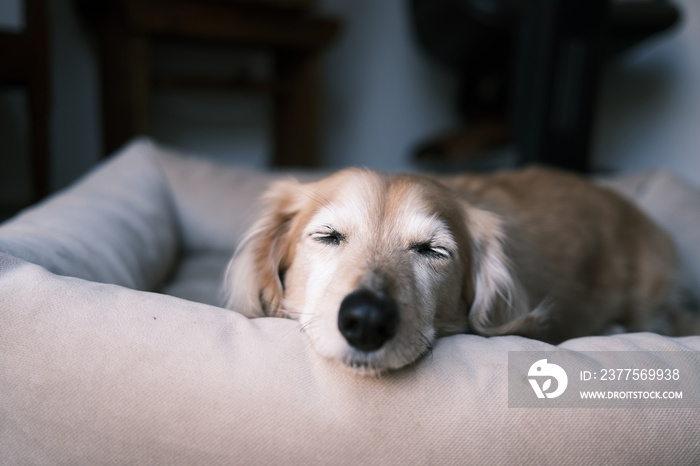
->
{"left": 410, "top": 0, "right": 681, "bottom": 173}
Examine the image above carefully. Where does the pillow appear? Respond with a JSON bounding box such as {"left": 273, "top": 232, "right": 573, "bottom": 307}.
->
{"left": 0, "top": 139, "right": 178, "bottom": 290}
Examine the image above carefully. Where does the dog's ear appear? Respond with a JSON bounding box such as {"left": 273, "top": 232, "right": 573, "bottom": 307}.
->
{"left": 225, "top": 179, "right": 304, "bottom": 318}
{"left": 462, "top": 204, "right": 544, "bottom": 336}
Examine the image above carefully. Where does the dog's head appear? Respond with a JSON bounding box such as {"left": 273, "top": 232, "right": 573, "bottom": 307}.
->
{"left": 226, "top": 168, "right": 534, "bottom": 374}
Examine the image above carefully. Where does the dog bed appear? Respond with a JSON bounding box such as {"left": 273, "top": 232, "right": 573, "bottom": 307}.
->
{"left": 1, "top": 138, "right": 699, "bottom": 465}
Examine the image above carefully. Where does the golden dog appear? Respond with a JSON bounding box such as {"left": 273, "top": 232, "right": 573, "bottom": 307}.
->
{"left": 225, "top": 167, "right": 681, "bottom": 374}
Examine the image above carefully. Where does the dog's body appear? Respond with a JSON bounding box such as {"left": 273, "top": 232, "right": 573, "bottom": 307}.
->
{"left": 226, "top": 167, "right": 681, "bottom": 374}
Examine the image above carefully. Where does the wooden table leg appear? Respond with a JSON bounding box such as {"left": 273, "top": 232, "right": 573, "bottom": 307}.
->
{"left": 273, "top": 49, "right": 321, "bottom": 167}
{"left": 96, "top": 18, "right": 150, "bottom": 156}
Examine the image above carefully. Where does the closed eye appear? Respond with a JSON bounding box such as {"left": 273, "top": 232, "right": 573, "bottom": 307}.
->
{"left": 410, "top": 241, "right": 452, "bottom": 259}
{"left": 311, "top": 227, "right": 346, "bottom": 246}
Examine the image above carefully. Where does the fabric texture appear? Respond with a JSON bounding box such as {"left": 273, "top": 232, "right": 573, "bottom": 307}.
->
{"left": 1, "top": 138, "right": 699, "bottom": 465}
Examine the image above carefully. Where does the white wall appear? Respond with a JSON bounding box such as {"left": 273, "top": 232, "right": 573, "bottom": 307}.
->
{"left": 593, "top": 0, "right": 700, "bottom": 187}
{"left": 319, "top": 0, "right": 459, "bottom": 172}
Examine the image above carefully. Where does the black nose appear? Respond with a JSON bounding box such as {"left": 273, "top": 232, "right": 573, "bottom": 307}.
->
{"left": 338, "top": 289, "right": 400, "bottom": 352}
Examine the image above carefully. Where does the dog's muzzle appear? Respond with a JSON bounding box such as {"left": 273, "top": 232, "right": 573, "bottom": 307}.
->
{"left": 337, "top": 289, "right": 400, "bottom": 352}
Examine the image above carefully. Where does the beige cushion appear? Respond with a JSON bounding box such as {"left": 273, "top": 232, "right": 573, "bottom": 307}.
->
{"left": 600, "top": 171, "right": 700, "bottom": 296}
{"left": 1, "top": 138, "right": 699, "bottom": 464}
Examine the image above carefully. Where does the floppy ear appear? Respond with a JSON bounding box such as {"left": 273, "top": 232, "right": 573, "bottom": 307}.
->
{"left": 463, "top": 204, "right": 545, "bottom": 336}
{"left": 224, "top": 179, "right": 304, "bottom": 318}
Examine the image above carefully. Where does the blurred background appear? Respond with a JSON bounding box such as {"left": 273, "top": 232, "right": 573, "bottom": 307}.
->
{"left": 1, "top": 0, "right": 699, "bottom": 219}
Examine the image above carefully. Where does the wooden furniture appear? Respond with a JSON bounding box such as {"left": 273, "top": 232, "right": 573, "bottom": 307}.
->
{"left": 411, "top": 0, "right": 680, "bottom": 173}
{"left": 0, "top": 0, "right": 51, "bottom": 202}
{"left": 77, "top": 0, "right": 340, "bottom": 167}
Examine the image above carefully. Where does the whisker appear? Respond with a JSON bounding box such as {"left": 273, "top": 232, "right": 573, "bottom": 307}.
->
{"left": 298, "top": 317, "right": 318, "bottom": 334}
{"left": 254, "top": 294, "right": 312, "bottom": 319}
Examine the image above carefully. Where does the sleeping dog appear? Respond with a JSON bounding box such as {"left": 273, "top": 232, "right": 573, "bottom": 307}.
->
{"left": 225, "top": 167, "right": 682, "bottom": 375}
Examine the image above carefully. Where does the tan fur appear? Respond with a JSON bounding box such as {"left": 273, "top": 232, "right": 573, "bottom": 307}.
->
{"left": 225, "top": 167, "right": 681, "bottom": 374}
